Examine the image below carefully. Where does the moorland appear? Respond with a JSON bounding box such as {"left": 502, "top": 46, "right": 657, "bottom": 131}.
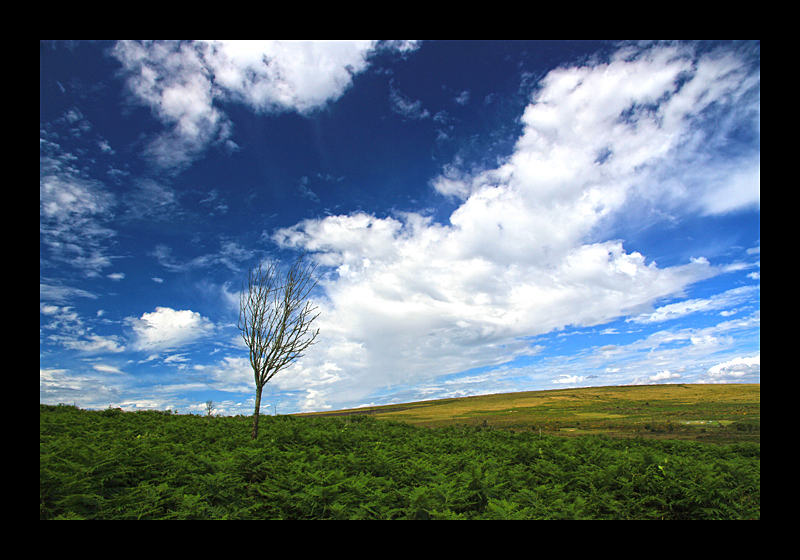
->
{"left": 40, "top": 384, "right": 759, "bottom": 520}
{"left": 298, "top": 383, "right": 760, "bottom": 443}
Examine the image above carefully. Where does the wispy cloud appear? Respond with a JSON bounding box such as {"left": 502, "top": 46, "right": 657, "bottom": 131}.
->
{"left": 389, "top": 82, "right": 430, "bottom": 120}
{"left": 121, "top": 178, "right": 183, "bottom": 221}
{"left": 454, "top": 90, "right": 470, "bottom": 106}
{"left": 474, "top": 310, "right": 760, "bottom": 394}
{"left": 198, "top": 189, "right": 229, "bottom": 215}
{"left": 40, "top": 303, "right": 126, "bottom": 353}
{"left": 40, "top": 282, "right": 98, "bottom": 303}
{"left": 40, "top": 140, "right": 117, "bottom": 277}
{"left": 628, "top": 285, "right": 759, "bottom": 324}
{"left": 93, "top": 363, "right": 127, "bottom": 375}
{"left": 40, "top": 367, "right": 125, "bottom": 408}
{"left": 151, "top": 239, "right": 255, "bottom": 273}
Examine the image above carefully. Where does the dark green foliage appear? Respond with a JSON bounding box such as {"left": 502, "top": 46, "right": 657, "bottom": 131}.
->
{"left": 40, "top": 405, "right": 759, "bottom": 520}
{"left": 730, "top": 419, "right": 760, "bottom": 432}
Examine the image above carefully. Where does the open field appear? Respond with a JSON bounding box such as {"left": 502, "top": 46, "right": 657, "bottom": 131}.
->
{"left": 295, "top": 384, "right": 760, "bottom": 442}
{"left": 41, "top": 401, "right": 760, "bottom": 519}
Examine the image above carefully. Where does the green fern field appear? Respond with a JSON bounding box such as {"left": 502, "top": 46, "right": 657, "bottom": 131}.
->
{"left": 40, "top": 387, "right": 759, "bottom": 520}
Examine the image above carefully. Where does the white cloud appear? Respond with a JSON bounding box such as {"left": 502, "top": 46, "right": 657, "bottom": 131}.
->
{"left": 151, "top": 239, "right": 255, "bottom": 273}
{"left": 111, "top": 41, "right": 226, "bottom": 171}
{"left": 649, "top": 370, "right": 682, "bottom": 382}
{"left": 187, "top": 240, "right": 256, "bottom": 272}
{"left": 629, "top": 285, "right": 759, "bottom": 324}
{"left": 112, "top": 40, "right": 415, "bottom": 170}
{"left": 389, "top": 82, "right": 430, "bottom": 120}
{"left": 707, "top": 354, "right": 760, "bottom": 379}
{"left": 696, "top": 158, "right": 760, "bottom": 216}
{"left": 125, "top": 307, "right": 216, "bottom": 353}
{"left": 270, "top": 43, "right": 758, "bottom": 409}
{"left": 40, "top": 303, "right": 126, "bottom": 353}
{"left": 40, "top": 362, "right": 144, "bottom": 409}
{"left": 479, "top": 310, "right": 758, "bottom": 395}
{"left": 40, "top": 144, "right": 117, "bottom": 276}
{"left": 61, "top": 334, "right": 126, "bottom": 353}
{"left": 93, "top": 363, "right": 126, "bottom": 375}
{"left": 193, "top": 356, "right": 254, "bottom": 393}
{"left": 274, "top": 211, "right": 715, "bottom": 407}
{"left": 206, "top": 40, "right": 377, "bottom": 113}
{"left": 553, "top": 375, "right": 586, "bottom": 384}
{"left": 122, "top": 178, "right": 182, "bottom": 221}
{"left": 40, "top": 282, "right": 98, "bottom": 303}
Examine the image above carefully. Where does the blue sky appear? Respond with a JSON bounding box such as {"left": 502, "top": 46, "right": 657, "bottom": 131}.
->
{"left": 40, "top": 40, "right": 760, "bottom": 415}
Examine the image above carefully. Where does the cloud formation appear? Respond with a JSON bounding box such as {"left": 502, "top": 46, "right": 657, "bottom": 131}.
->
{"left": 125, "top": 307, "right": 216, "bottom": 354}
{"left": 40, "top": 41, "right": 757, "bottom": 414}
{"left": 111, "top": 40, "right": 418, "bottom": 171}
{"left": 628, "top": 285, "right": 759, "bottom": 324}
{"left": 390, "top": 81, "right": 431, "bottom": 120}
{"left": 40, "top": 140, "right": 117, "bottom": 276}
{"left": 272, "top": 43, "right": 759, "bottom": 410}
{"left": 707, "top": 354, "right": 760, "bottom": 380}
{"left": 40, "top": 303, "right": 125, "bottom": 353}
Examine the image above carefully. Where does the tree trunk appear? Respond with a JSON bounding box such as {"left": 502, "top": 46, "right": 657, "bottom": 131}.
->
{"left": 251, "top": 384, "right": 263, "bottom": 440}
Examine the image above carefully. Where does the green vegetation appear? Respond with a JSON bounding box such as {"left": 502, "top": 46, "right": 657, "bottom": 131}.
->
{"left": 41, "top": 386, "right": 760, "bottom": 520}
{"left": 301, "top": 384, "right": 760, "bottom": 443}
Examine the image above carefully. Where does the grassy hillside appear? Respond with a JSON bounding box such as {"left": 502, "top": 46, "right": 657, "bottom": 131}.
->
{"left": 296, "top": 384, "right": 760, "bottom": 442}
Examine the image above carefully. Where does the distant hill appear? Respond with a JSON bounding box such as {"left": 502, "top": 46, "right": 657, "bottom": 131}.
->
{"left": 295, "top": 383, "right": 760, "bottom": 441}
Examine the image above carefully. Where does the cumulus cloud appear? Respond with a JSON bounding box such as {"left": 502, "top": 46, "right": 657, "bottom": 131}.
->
{"left": 125, "top": 307, "right": 216, "bottom": 353}
{"left": 553, "top": 375, "right": 586, "bottom": 384}
{"left": 271, "top": 43, "right": 758, "bottom": 410}
{"left": 707, "top": 355, "right": 760, "bottom": 379}
{"left": 440, "top": 43, "right": 758, "bottom": 216}
{"left": 206, "top": 40, "right": 377, "bottom": 113}
{"left": 633, "top": 369, "right": 681, "bottom": 385}
{"left": 112, "top": 40, "right": 417, "bottom": 171}
{"left": 111, "top": 41, "right": 225, "bottom": 171}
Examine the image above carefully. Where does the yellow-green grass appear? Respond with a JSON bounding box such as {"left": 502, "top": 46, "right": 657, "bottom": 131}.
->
{"left": 295, "top": 383, "right": 760, "bottom": 442}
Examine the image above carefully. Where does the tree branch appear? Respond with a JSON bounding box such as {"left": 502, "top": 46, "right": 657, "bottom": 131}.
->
{"left": 237, "top": 251, "right": 320, "bottom": 438}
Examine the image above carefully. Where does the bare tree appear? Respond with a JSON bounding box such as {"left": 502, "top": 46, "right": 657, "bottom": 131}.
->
{"left": 238, "top": 251, "right": 320, "bottom": 440}
{"left": 205, "top": 399, "right": 215, "bottom": 417}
